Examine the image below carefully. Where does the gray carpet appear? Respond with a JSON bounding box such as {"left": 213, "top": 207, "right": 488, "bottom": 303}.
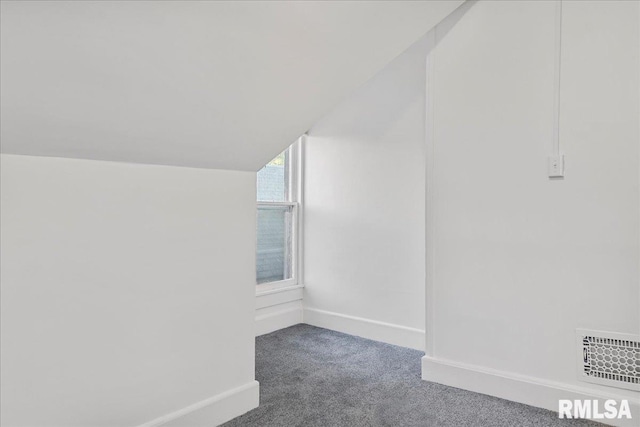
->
{"left": 223, "top": 324, "right": 602, "bottom": 427}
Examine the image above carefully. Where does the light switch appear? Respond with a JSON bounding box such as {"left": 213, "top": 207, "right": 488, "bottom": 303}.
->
{"left": 548, "top": 155, "right": 564, "bottom": 178}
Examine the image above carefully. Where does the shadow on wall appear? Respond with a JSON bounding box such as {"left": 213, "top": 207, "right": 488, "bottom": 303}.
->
{"left": 309, "top": 0, "right": 476, "bottom": 142}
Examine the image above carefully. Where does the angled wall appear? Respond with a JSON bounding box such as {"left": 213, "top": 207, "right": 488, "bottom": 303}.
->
{"left": 0, "top": 1, "right": 463, "bottom": 171}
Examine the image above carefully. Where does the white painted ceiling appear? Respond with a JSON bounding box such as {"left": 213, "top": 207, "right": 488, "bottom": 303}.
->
{"left": 1, "top": 1, "right": 462, "bottom": 171}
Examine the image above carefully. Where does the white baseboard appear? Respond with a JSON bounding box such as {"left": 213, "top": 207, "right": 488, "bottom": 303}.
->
{"left": 303, "top": 307, "right": 425, "bottom": 351}
{"left": 422, "top": 356, "right": 640, "bottom": 427}
{"left": 137, "top": 381, "right": 259, "bottom": 427}
{"left": 256, "top": 305, "right": 303, "bottom": 336}
{"left": 255, "top": 286, "right": 303, "bottom": 336}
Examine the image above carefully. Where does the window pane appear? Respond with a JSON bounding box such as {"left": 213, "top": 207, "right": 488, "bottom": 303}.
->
{"left": 257, "top": 149, "right": 289, "bottom": 202}
{"left": 256, "top": 205, "right": 293, "bottom": 284}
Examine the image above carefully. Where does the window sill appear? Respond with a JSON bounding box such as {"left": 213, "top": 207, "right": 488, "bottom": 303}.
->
{"left": 256, "top": 282, "right": 304, "bottom": 297}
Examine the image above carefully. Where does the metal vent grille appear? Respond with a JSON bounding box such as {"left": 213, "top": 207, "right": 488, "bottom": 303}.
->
{"left": 577, "top": 329, "right": 640, "bottom": 391}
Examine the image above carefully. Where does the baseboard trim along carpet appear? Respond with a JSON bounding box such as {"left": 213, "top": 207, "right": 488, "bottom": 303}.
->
{"left": 422, "top": 356, "right": 640, "bottom": 427}
{"left": 137, "top": 381, "right": 259, "bottom": 427}
{"left": 303, "top": 307, "right": 425, "bottom": 351}
{"left": 256, "top": 305, "right": 303, "bottom": 337}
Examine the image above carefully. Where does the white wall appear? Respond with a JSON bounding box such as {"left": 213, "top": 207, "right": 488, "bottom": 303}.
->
{"left": 423, "top": 0, "right": 639, "bottom": 421}
{"left": 303, "top": 35, "right": 430, "bottom": 350}
{"left": 0, "top": 154, "right": 258, "bottom": 427}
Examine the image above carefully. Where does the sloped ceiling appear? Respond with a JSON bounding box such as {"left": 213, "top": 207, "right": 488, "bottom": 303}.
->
{"left": 0, "top": 1, "right": 463, "bottom": 171}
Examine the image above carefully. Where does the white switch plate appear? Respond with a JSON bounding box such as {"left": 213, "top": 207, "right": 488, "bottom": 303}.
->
{"left": 548, "top": 154, "right": 564, "bottom": 178}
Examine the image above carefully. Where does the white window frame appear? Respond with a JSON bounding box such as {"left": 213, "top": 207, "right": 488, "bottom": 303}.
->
{"left": 256, "top": 136, "right": 304, "bottom": 294}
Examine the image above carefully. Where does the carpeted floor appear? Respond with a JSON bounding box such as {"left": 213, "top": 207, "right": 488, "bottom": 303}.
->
{"left": 223, "top": 324, "right": 602, "bottom": 427}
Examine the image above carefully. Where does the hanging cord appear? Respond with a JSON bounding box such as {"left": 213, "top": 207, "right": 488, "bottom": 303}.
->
{"left": 552, "top": 0, "right": 562, "bottom": 157}
{"left": 549, "top": 0, "right": 565, "bottom": 178}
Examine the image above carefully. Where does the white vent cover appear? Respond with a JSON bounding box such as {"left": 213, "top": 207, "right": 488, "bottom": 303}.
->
{"left": 576, "top": 329, "right": 640, "bottom": 391}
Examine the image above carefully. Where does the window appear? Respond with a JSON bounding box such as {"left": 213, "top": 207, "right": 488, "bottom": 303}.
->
{"left": 256, "top": 137, "right": 302, "bottom": 290}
